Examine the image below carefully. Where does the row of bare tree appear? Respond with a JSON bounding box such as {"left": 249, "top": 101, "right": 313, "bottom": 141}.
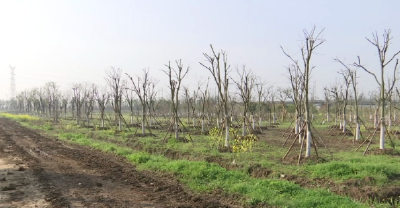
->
{"left": 3, "top": 27, "right": 400, "bottom": 153}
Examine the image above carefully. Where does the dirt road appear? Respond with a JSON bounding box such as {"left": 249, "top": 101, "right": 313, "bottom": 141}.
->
{"left": 0, "top": 118, "right": 233, "bottom": 208}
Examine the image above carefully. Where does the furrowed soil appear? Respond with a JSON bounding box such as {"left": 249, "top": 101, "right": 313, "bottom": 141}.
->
{"left": 0, "top": 117, "right": 235, "bottom": 208}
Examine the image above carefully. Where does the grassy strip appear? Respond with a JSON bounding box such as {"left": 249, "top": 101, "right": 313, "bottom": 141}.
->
{"left": 53, "top": 132, "right": 366, "bottom": 208}
{"left": 0, "top": 112, "right": 39, "bottom": 122}
{"left": 305, "top": 152, "right": 400, "bottom": 185}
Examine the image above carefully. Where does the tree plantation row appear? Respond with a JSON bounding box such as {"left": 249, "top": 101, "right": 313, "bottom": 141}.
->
{"left": 2, "top": 26, "right": 400, "bottom": 158}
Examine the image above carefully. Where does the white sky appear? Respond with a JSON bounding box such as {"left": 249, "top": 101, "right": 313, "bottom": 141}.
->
{"left": 0, "top": 0, "right": 400, "bottom": 100}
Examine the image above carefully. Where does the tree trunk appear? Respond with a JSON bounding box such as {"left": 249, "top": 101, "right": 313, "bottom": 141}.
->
{"left": 142, "top": 105, "right": 146, "bottom": 135}
{"left": 242, "top": 115, "right": 246, "bottom": 136}
{"left": 342, "top": 118, "right": 346, "bottom": 133}
{"left": 149, "top": 116, "right": 152, "bottom": 127}
{"left": 252, "top": 116, "right": 255, "bottom": 130}
{"left": 380, "top": 120, "right": 385, "bottom": 149}
{"left": 175, "top": 116, "right": 179, "bottom": 139}
{"left": 201, "top": 117, "right": 205, "bottom": 133}
{"left": 355, "top": 122, "right": 360, "bottom": 141}
{"left": 380, "top": 73, "right": 385, "bottom": 149}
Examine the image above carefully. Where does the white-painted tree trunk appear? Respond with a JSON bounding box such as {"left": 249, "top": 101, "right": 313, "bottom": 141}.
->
{"left": 130, "top": 114, "right": 133, "bottom": 125}
{"left": 118, "top": 118, "right": 122, "bottom": 131}
{"left": 175, "top": 117, "right": 179, "bottom": 139}
{"left": 201, "top": 118, "right": 205, "bottom": 132}
{"left": 101, "top": 119, "right": 104, "bottom": 128}
{"left": 339, "top": 121, "right": 342, "bottom": 129}
{"left": 380, "top": 121, "right": 385, "bottom": 149}
{"left": 342, "top": 119, "right": 346, "bottom": 133}
{"left": 225, "top": 120, "right": 230, "bottom": 147}
{"left": 355, "top": 122, "right": 360, "bottom": 141}
{"left": 305, "top": 130, "right": 312, "bottom": 157}
{"left": 326, "top": 113, "right": 329, "bottom": 122}
{"left": 192, "top": 117, "right": 195, "bottom": 127}
{"left": 299, "top": 132, "right": 302, "bottom": 143}
{"left": 259, "top": 117, "right": 262, "bottom": 127}
{"left": 252, "top": 117, "right": 255, "bottom": 130}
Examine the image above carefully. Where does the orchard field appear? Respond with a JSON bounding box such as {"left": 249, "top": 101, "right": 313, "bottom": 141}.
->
{"left": 1, "top": 111, "right": 400, "bottom": 208}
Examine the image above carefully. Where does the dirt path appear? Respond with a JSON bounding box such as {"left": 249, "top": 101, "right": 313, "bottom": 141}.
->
{"left": 0, "top": 118, "right": 234, "bottom": 208}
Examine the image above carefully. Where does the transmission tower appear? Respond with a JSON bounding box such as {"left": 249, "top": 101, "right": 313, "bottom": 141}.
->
{"left": 10, "top": 65, "right": 16, "bottom": 99}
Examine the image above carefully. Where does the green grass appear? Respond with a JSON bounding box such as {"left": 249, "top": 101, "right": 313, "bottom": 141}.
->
{"left": 52, "top": 132, "right": 367, "bottom": 208}
{"left": 305, "top": 152, "right": 400, "bottom": 185}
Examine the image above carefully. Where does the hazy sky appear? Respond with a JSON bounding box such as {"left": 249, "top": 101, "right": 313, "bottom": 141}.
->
{"left": 1, "top": 0, "right": 400, "bottom": 100}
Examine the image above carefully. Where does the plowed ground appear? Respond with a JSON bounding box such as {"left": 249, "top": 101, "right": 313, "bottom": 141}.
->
{"left": 0, "top": 118, "right": 234, "bottom": 208}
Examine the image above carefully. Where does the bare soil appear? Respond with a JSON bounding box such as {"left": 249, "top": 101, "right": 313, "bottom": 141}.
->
{"left": 0, "top": 118, "right": 236, "bottom": 208}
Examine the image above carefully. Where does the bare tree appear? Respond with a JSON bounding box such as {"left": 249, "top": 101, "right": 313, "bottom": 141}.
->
{"left": 85, "top": 84, "right": 97, "bottom": 126}
{"left": 60, "top": 90, "right": 70, "bottom": 119}
{"left": 105, "top": 67, "right": 124, "bottom": 131}
{"left": 286, "top": 63, "right": 305, "bottom": 138}
{"left": 277, "top": 87, "right": 290, "bottom": 123}
{"left": 146, "top": 81, "right": 158, "bottom": 127}
{"left": 261, "top": 86, "right": 274, "bottom": 126}
{"left": 199, "top": 80, "right": 210, "bottom": 133}
{"left": 95, "top": 86, "right": 110, "bottom": 128}
{"left": 72, "top": 83, "right": 89, "bottom": 125}
{"left": 126, "top": 68, "right": 151, "bottom": 135}
{"left": 323, "top": 87, "right": 330, "bottom": 123}
{"left": 232, "top": 66, "right": 255, "bottom": 136}
{"left": 189, "top": 85, "right": 199, "bottom": 128}
{"left": 163, "top": 60, "right": 189, "bottom": 139}
{"left": 183, "top": 86, "right": 191, "bottom": 125}
{"left": 44, "top": 82, "right": 60, "bottom": 122}
{"left": 200, "top": 45, "right": 231, "bottom": 147}
{"left": 124, "top": 83, "right": 136, "bottom": 126}
{"left": 281, "top": 26, "right": 325, "bottom": 157}
{"left": 353, "top": 30, "right": 400, "bottom": 149}
{"left": 338, "top": 71, "right": 351, "bottom": 133}
{"left": 335, "top": 58, "right": 361, "bottom": 140}
{"left": 255, "top": 80, "right": 266, "bottom": 128}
